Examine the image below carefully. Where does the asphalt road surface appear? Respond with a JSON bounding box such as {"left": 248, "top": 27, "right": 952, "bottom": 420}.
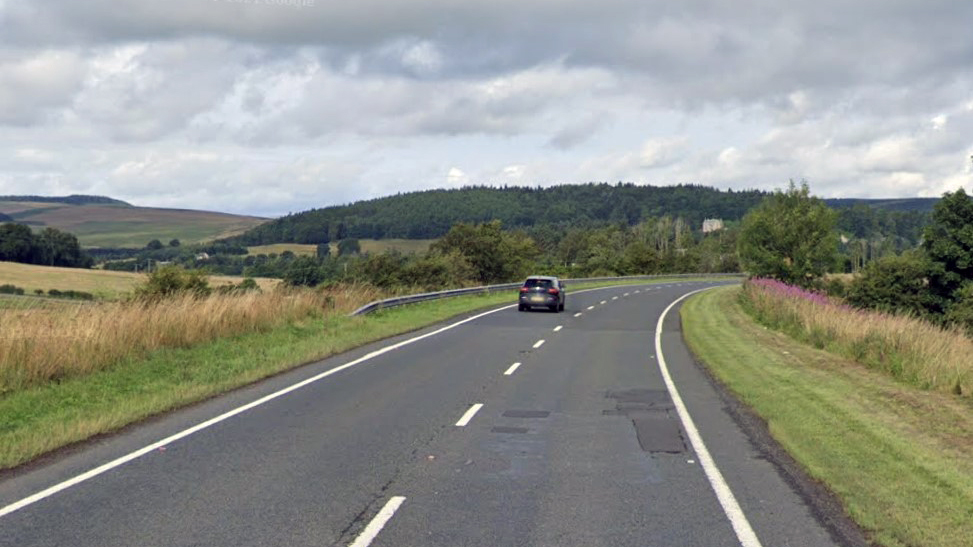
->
{"left": 0, "top": 281, "right": 852, "bottom": 546}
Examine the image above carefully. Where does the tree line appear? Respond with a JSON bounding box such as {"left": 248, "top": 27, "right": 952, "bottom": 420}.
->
{"left": 0, "top": 223, "right": 93, "bottom": 268}
{"left": 225, "top": 183, "right": 932, "bottom": 248}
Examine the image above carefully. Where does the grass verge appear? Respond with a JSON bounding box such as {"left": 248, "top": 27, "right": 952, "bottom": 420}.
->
{"left": 0, "top": 277, "right": 729, "bottom": 471}
{"left": 682, "top": 286, "right": 973, "bottom": 547}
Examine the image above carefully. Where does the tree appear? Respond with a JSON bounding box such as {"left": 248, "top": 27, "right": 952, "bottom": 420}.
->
{"left": 737, "top": 181, "right": 837, "bottom": 287}
{"left": 0, "top": 223, "right": 34, "bottom": 263}
{"left": 169, "top": 239, "right": 181, "bottom": 247}
{"left": 316, "top": 243, "right": 331, "bottom": 259}
{"left": 337, "top": 238, "right": 361, "bottom": 256}
{"left": 922, "top": 188, "right": 973, "bottom": 302}
{"left": 146, "top": 239, "right": 164, "bottom": 251}
{"left": 430, "top": 220, "right": 539, "bottom": 283}
{"left": 845, "top": 252, "right": 942, "bottom": 318}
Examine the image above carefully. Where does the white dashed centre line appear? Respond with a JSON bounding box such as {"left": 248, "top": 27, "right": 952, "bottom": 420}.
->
{"left": 612, "top": 296, "right": 619, "bottom": 300}
{"left": 624, "top": 293, "right": 630, "bottom": 297}
{"left": 600, "top": 300, "right": 607, "bottom": 305}
{"left": 574, "top": 312, "right": 582, "bottom": 317}
{"left": 553, "top": 326, "right": 563, "bottom": 332}
{"left": 504, "top": 362, "right": 522, "bottom": 376}
{"left": 635, "top": 290, "right": 641, "bottom": 293}
{"left": 587, "top": 305, "right": 595, "bottom": 311}
{"left": 349, "top": 496, "right": 406, "bottom": 547}
{"left": 455, "top": 404, "right": 483, "bottom": 427}
{"left": 533, "top": 339, "right": 546, "bottom": 349}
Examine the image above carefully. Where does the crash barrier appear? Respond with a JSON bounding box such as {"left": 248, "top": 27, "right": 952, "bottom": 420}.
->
{"left": 350, "top": 273, "right": 744, "bottom": 316}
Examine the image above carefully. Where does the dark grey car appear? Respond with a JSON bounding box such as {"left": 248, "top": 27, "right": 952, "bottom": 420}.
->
{"left": 518, "top": 275, "right": 566, "bottom": 312}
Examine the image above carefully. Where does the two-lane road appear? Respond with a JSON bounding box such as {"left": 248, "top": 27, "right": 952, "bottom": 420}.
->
{"left": 0, "top": 282, "right": 847, "bottom": 546}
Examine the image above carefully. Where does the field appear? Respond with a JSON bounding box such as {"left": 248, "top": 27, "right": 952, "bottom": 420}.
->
{"left": 0, "top": 201, "right": 267, "bottom": 248}
{"left": 248, "top": 239, "right": 434, "bottom": 256}
{"left": 0, "top": 261, "right": 279, "bottom": 298}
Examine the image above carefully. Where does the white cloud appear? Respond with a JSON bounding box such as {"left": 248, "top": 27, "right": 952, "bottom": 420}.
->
{"left": 446, "top": 167, "right": 468, "bottom": 185}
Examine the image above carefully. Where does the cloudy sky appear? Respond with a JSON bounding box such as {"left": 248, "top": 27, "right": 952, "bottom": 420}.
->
{"left": 1, "top": 0, "right": 972, "bottom": 217}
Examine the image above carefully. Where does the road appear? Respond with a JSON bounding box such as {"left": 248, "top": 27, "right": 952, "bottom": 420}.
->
{"left": 0, "top": 281, "right": 849, "bottom": 546}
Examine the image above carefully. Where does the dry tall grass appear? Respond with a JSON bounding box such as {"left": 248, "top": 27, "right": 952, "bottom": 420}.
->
{"left": 0, "top": 284, "right": 384, "bottom": 393}
{"left": 742, "top": 280, "right": 973, "bottom": 396}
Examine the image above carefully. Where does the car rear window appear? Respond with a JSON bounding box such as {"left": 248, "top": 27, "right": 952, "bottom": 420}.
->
{"left": 524, "top": 278, "right": 554, "bottom": 288}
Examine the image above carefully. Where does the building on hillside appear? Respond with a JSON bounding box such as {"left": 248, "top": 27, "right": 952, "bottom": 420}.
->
{"left": 702, "top": 219, "right": 724, "bottom": 233}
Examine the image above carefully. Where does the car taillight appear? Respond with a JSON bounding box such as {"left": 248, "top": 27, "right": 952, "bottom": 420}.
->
{"left": 548, "top": 288, "right": 559, "bottom": 295}
{"left": 520, "top": 287, "right": 529, "bottom": 293}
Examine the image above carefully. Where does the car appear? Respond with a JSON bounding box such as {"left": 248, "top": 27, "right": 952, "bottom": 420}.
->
{"left": 518, "top": 275, "right": 566, "bottom": 312}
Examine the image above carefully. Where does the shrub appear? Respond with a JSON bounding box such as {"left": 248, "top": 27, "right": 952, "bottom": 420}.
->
{"left": 0, "top": 284, "right": 24, "bottom": 295}
{"left": 133, "top": 266, "right": 212, "bottom": 300}
{"left": 283, "top": 256, "right": 326, "bottom": 287}
{"left": 845, "top": 253, "right": 943, "bottom": 319}
{"left": 946, "top": 283, "right": 973, "bottom": 336}
{"left": 216, "top": 277, "right": 261, "bottom": 295}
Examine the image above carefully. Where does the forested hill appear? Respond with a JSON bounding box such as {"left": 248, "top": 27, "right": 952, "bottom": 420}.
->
{"left": 230, "top": 184, "right": 770, "bottom": 245}
{"left": 0, "top": 195, "right": 131, "bottom": 206}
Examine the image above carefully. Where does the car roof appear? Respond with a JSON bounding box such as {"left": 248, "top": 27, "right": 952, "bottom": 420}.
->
{"left": 524, "top": 275, "right": 559, "bottom": 281}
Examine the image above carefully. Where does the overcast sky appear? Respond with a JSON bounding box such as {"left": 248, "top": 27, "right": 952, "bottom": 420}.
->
{"left": 1, "top": 0, "right": 971, "bottom": 217}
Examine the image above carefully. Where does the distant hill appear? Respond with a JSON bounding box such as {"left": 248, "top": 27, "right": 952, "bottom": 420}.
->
{"left": 228, "top": 183, "right": 939, "bottom": 246}
{"left": 230, "top": 184, "right": 771, "bottom": 245}
{"left": 0, "top": 194, "right": 131, "bottom": 206}
{"left": 0, "top": 196, "right": 267, "bottom": 248}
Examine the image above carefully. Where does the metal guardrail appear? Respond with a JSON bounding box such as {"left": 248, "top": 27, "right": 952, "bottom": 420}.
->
{"left": 350, "top": 273, "right": 744, "bottom": 316}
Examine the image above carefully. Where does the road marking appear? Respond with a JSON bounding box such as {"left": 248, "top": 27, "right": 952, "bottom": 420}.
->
{"left": 553, "top": 326, "right": 563, "bottom": 332}
{"left": 600, "top": 300, "right": 607, "bottom": 305}
{"left": 574, "top": 312, "right": 582, "bottom": 317}
{"left": 504, "top": 362, "right": 522, "bottom": 376}
{"left": 634, "top": 290, "right": 641, "bottom": 294}
{"left": 655, "top": 289, "right": 762, "bottom": 547}
{"left": 624, "top": 293, "right": 630, "bottom": 297}
{"left": 612, "top": 296, "right": 619, "bottom": 300}
{"left": 349, "top": 496, "right": 406, "bottom": 547}
{"left": 0, "top": 303, "right": 521, "bottom": 520}
{"left": 0, "top": 282, "right": 693, "bottom": 520}
{"left": 455, "top": 404, "right": 484, "bottom": 427}
{"left": 533, "top": 339, "right": 545, "bottom": 349}
{"left": 587, "top": 305, "right": 595, "bottom": 310}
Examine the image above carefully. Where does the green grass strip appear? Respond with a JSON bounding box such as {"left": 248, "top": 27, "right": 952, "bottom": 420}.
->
{"left": 682, "top": 286, "right": 973, "bottom": 547}
{"left": 0, "top": 277, "right": 730, "bottom": 470}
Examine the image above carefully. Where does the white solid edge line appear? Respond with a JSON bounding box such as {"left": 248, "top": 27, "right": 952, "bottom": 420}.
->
{"left": 533, "top": 339, "right": 545, "bottom": 349}
{"left": 504, "top": 362, "right": 522, "bottom": 376}
{"left": 0, "top": 303, "right": 519, "bottom": 519}
{"left": 553, "top": 326, "right": 563, "bottom": 332}
{"left": 655, "top": 288, "right": 762, "bottom": 547}
{"left": 455, "top": 403, "right": 484, "bottom": 427}
{"left": 0, "top": 281, "right": 704, "bottom": 520}
{"left": 348, "top": 496, "right": 406, "bottom": 547}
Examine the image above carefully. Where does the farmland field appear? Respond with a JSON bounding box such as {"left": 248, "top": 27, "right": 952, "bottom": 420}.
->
{"left": 0, "top": 261, "right": 279, "bottom": 298}
{"left": 247, "top": 239, "right": 434, "bottom": 256}
{"left": 0, "top": 201, "right": 267, "bottom": 248}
